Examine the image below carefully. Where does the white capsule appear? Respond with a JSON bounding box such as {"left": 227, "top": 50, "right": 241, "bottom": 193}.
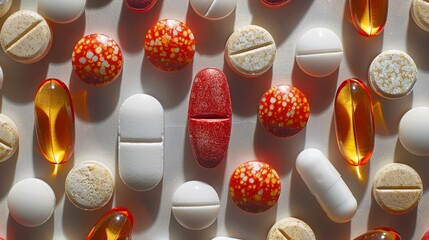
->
{"left": 296, "top": 148, "right": 357, "bottom": 223}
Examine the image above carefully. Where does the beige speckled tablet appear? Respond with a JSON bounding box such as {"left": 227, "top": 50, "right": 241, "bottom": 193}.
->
{"left": 267, "top": 217, "right": 316, "bottom": 240}
{"left": 412, "top": 0, "right": 429, "bottom": 32}
{"left": 373, "top": 163, "right": 423, "bottom": 215}
{"left": 0, "top": 0, "right": 12, "bottom": 18}
{"left": 0, "top": 114, "right": 19, "bottom": 163}
{"left": 65, "top": 161, "right": 114, "bottom": 211}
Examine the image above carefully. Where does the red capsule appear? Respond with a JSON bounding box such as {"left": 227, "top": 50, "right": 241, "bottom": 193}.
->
{"left": 354, "top": 228, "right": 401, "bottom": 240}
{"left": 144, "top": 19, "right": 196, "bottom": 72}
{"left": 72, "top": 34, "right": 123, "bottom": 86}
{"left": 229, "top": 161, "right": 281, "bottom": 213}
{"left": 125, "top": 0, "right": 158, "bottom": 12}
{"left": 87, "top": 208, "right": 134, "bottom": 240}
{"left": 260, "top": 0, "right": 291, "bottom": 8}
{"left": 258, "top": 84, "right": 310, "bottom": 137}
{"left": 188, "top": 68, "right": 232, "bottom": 168}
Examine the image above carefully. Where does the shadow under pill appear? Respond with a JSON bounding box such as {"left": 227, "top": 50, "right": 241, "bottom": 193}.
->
{"left": 168, "top": 212, "right": 217, "bottom": 240}
{"left": 86, "top": 0, "right": 114, "bottom": 9}
{"left": 7, "top": 213, "right": 54, "bottom": 240}
{"left": 0, "top": 151, "right": 17, "bottom": 200}
{"left": 406, "top": 9, "right": 429, "bottom": 71}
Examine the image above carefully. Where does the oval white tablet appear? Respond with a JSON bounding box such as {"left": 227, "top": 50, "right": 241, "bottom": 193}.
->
{"left": 190, "top": 0, "right": 238, "bottom": 20}
{"left": 38, "top": 0, "right": 86, "bottom": 24}
{"left": 118, "top": 94, "right": 164, "bottom": 191}
{"left": 399, "top": 107, "right": 429, "bottom": 156}
{"left": 7, "top": 178, "right": 56, "bottom": 227}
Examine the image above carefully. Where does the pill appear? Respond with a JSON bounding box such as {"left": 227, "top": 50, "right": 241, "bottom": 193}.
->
{"left": 38, "top": 0, "right": 86, "bottom": 24}
{"left": 399, "top": 107, "right": 429, "bottom": 156}
{"left": 144, "top": 19, "right": 196, "bottom": 72}
{"left": 260, "top": 0, "right": 290, "bottom": 8}
{"left": 334, "top": 78, "right": 374, "bottom": 166}
{"left": 0, "top": 64, "right": 4, "bottom": 91}
{"left": 7, "top": 178, "right": 55, "bottom": 227}
{"left": 373, "top": 163, "right": 423, "bottom": 215}
{"left": 0, "top": 114, "right": 19, "bottom": 163}
{"left": 267, "top": 217, "right": 315, "bottom": 240}
{"left": 230, "top": 161, "right": 281, "bottom": 213}
{"left": 225, "top": 25, "right": 276, "bottom": 78}
{"left": 0, "top": 0, "right": 12, "bottom": 18}
{"left": 72, "top": 34, "right": 123, "bottom": 86}
{"left": 412, "top": 0, "right": 429, "bottom": 32}
{"left": 87, "top": 207, "right": 133, "bottom": 240}
{"left": 188, "top": 68, "right": 232, "bottom": 168}
{"left": 118, "top": 94, "right": 164, "bottom": 191}
{"left": 65, "top": 161, "right": 114, "bottom": 211}
{"left": 258, "top": 84, "right": 310, "bottom": 137}
{"left": 34, "top": 79, "right": 75, "bottom": 165}
{"left": 171, "top": 181, "right": 220, "bottom": 230}
{"left": 354, "top": 228, "right": 401, "bottom": 240}
{"left": 190, "top": 0, "right": 237, "bottom": 20}
{"left": 422, "top": 230, "right": 429, "bottom": 240}
{"left": 125, "top": 0, "right": 158, "bottom": 12}
{"left": 349, "top": 0, "right": 388, "bottom": 37}
{"left": 296, "top": 148, "right": 357, "bottom": 223}
{"left": 295, "top": 28, "right": 343, "bottom": 78}
{"left": 0, "top": 10, "right": 52, "bottom": 64}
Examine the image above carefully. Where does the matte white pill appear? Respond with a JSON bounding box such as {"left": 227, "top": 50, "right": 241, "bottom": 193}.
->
{"left": 399, "top": 107, "right": 429, "bottom": 156}
{"left": 38, "top": 0, "right": 86, "bottom": 24}
{"left": 267, "top": 217, "right": 316, "bottom": 240}
{"left": 118, "top": 94, "right": 164, "bottom": 192}
{"left": 190, "top": 0, "right": 238, "bottom": 20}
{"left": 412, "top": 0, "right": 429, "bottom": 32}
{"left": 0, "top": 10, "right": 52, "bottom": 64}
{"left": 172, "top": 181, "right": 220, "bottom": 230}
{"left": 296, "top": 148, "right": 357, "bottom": 223}
{"left": 295, "top": 28, "right": 343, "bottom": 78}
{"left": 0, "top": 114, "right": 19, "bottom": 163}
{"left": 0, "top": 0, "right": 12, "bottom": 18}
{"left": 7, "top": 178, "right": 55, "bottom": 227}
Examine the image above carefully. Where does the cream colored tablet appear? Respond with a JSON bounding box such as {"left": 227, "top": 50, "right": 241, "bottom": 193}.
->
{"left": 0, "top": 114, "right": 19, "bottom": 163}
{"left": 0, "top": 0, "right": 12, "bottom": 18}
{"left": 267, "top": 217, "right": 316, "bottom": 240}
{"left": 412, "top": 0, "right": 429, "bottom": 32}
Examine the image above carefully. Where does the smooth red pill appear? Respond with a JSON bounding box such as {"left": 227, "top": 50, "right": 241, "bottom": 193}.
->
{"left": 188, "top": 68, "right": 232, "bottom": 168}
{"left": 258, "top": 84, "right": 310, "bottom": 137}
{"left": 87, "top": 208, "right": 134, "bottom": 240}
{"left": 144, "top": 19, "right": 196, "bottom": 72}
{"left": 125, "top": 0, "right": 158, "bottom": 12}
{"left": 260, "top": 0, "right": 291, "bottom": 8}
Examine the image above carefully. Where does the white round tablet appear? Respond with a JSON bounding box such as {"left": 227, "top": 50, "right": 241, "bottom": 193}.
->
{"left": 190, "top": 0, "right": 238, "bottom": 20}
{"left": 7, "top": 178, "right": 55, "bottom": 227}
{"left": 172, "top": 181, "right": 220, "bottom": 230}
{"left": 0, "top": 0, "right": 12, "bottom": 18}
{"left": 38, "top": 0, "right": 86, "bottom": 24}
{"left": 296, "top": 28, "right": 343, "bottom": 78}
{"left": 399, "top": 107, "right": 429, "bottom": 156}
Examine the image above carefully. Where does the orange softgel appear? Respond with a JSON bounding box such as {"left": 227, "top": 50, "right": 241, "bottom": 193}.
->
{"left": 349, "top": 0, "right": 388, "bottom": 37}
{"left": 354, "top": 228, "right": 401, "bottom": 240}
{"left": 334, "top": 78, "right": 374, "bottom": 166}
{"left": 34, "top": 79, "right": 75, "bottom": 164}
{"left": 87, "top": 208, "right": 134, "bottom": 240}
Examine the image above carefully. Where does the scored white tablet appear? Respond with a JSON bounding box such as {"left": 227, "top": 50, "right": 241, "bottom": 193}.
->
{"left": 118, "top": 94, "right": 164, "bottom": 191}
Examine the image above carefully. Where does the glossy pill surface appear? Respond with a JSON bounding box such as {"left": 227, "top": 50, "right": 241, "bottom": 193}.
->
{"left": 35, "top": 79, "right": 75, "bottom": 165}
{"left": 349, "top": 0, "right": 388, "bottom": 37}
{"left": 38, "top": 0, "right": 86, "bottom": 24}
{"left": 188, "top": 68, "right": 232, "bottom": 168}
{"left": 354, "top": 228, "right": 401, "bottom": 240}
{"left": 72, "top": 34, "right": 123, "bottom": 86}
{"left": 190, "top": 0, "right": 237, "bottom": 20}
{"left": 144, "top": 19, "right": 196, "bottom": 72}
{"left": 225, "top": 25, "right": 276, "bottom": 78}
{"left": 296, "top": 148, "right": 357, "bottom": 223}
{"left": 373, "top": 163, "right": 423, "bottom": 215}
{"left": 0, "top": 0, "right": 12, "bottom": 18}
{"left": 7, "top": 178, "right": 55, "bottom": 227}
{"left": 0, "top": 114, "right": 19, "bottom": 163}
{"left": 399, "top": 107, "right": 429, "bottom": 156}
{"left": 230, "top": 161, "right": 281, "bottom": 213}
{"left": 87, "top": 208, "right": 134, "bottom": 240}
{"left": 267, "top": 217, "right": 315, "bottom": 240}
{"left": 125, "top": 0, "right": 158, "bottom": 12}
{"left": 334, "top": 78, "right": 374, "bottom": 166}
{"left": 422, "top": 230, "right": 429, "bottom": 240}
{"left": 172, "top": 181, "right": 220, "bottom": 230}
{"left": 258, "top": 84, "right": 310, "bottom": 137}
{"left": 260, "top": 0, "right": 290, "bottom": 8}
{"left": 412, "top": 0, "right": 429, "bottom": 32}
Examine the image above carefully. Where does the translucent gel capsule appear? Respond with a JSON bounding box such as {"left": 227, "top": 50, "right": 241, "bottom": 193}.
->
{"left": 354, "top": 228, "right": 401, "bottom": 240}
{"left": 334, "top": 78, "right": 374, "bottom": 166}
{"left": 87, "top": 208, "right": 134, "bottom": 240}
{"left": 349, "top": 0, "right": 388, "bottom": 37}
{"left": 35, "top": 79, "right": 75, "bottom": 164}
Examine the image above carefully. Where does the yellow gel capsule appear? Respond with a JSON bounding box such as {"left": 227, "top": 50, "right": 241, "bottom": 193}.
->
{"left": 35, "top": 79, "right": 75, "bottom": 164}
{"left": 334, "top": 78, "right": 374, "bottom": 166}
{"left": 354, "top": 228, "right": 401, "bottom": 240}
{"left": 87, "top": 208, "right": 133, "bottom": 240}
{"left": 349, "top": 0, "right": 388, "bottom": 37}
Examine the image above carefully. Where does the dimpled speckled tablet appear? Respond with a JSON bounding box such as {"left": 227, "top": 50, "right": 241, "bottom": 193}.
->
{"left": 267, "top": 217, "right": 316, "bottom": 240}
{"left": 412, "top": 0, "right": 429, "bottom": 32}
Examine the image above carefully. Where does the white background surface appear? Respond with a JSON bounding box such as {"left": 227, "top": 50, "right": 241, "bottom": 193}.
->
{"left": 0, "top": 0, "right": 429, "bottom": 239}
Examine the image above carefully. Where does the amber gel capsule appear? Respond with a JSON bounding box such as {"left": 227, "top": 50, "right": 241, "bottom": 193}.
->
{"left": 354, "top": 228, "right": 401, "bottom": 240}
{"left": 349, "top": 0, "right": 388, "bottom": 37}
{"left": 87, "top": 208, "right": 134, "bottom": 240}
{"left": 35, "top": 79, "right": 75, "bottom": 164}
{"left": 334, "top": 78, "right": 374, "bottom": 166}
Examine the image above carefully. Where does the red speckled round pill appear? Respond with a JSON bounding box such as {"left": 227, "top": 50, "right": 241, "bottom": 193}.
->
{"left": 260, "top": 0, "right": 291, "bottom": 8}
{"left": 422, "top": 230, "right": 429, "bottom": 240}
{"left": 144, "top": 19, "right": 196, "bottom": 72}
{"left": 258, "top": 84, "right": 310, "bottom": 137}
{"left": 125, "top": 0, "right": 158, "bottom": 13}
{"left": 229, "top": 161, "right": 281, "bottom": 213}
{"left": 72, "top": 34, "right": 123, "bottom": 87}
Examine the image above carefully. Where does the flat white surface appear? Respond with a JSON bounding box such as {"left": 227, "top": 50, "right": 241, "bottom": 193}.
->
{"left": 1, "top": 0, "right": 429, "bottom": 239}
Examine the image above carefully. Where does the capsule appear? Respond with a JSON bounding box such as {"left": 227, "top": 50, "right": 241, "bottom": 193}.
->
{"left": 349, "top": 0, "right": 388, "bottom": 37}
{"left": 354, "top": 228, "right": 401, "bottom": 240}
{"left": 87, "top": 208, "right": 133, "bottom": 240}
{"left": 296, "top": 148, "right": 357, "bottom": 223}
{"left": 34, "top": 79, "right": 75, "bottom": 164}
{"left": 334, "top": 78, "right": 374, "bottom": 166}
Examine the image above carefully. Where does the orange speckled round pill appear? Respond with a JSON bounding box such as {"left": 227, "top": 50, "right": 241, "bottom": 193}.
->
{"left": 258, "top": 84, "right": 310, "bottom": 137}
{"left": 144, "top": 19, "right": 196, "bottom": 72}
{"left": 72, "top": 34, "right": 123, "bottom": 87}
{"left": 229, "top": 161, "right": 281, "bottom": 213}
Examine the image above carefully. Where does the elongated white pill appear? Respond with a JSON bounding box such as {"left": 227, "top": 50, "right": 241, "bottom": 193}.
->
{"left": 38, "top": 0, "right": 86, "bottom": 24}
{"left": 296, "top": 148, "right": 357, "bottom": 223}
{"left": 118, "top": 94, "right": 164, "bottom": 191}
{"left": 190, "top": 0, "right": 238, "bottom": 20}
